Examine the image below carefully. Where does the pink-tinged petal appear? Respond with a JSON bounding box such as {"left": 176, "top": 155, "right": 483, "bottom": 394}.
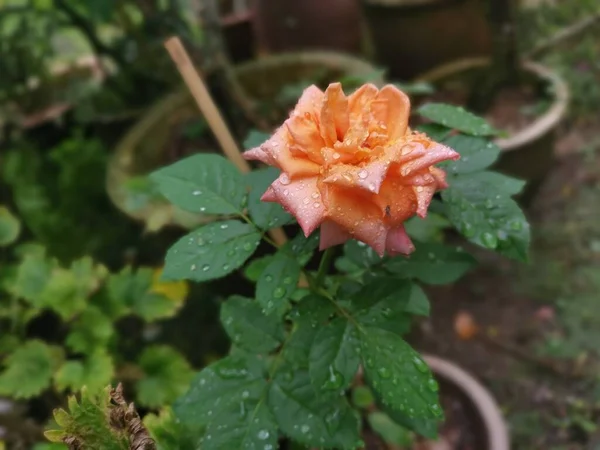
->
{"left": 397, "top": 142, "right": 459, "bottom": 177}
{"left": 319, "top": 220, "right": 352, "bottom": 251}
{"left": 370, "top": 85, "right": 410, "bottom": 142}
{"left": 430, "top": 166, "right": 449, "bottom": 189}
{"left": 243, "top": 146, "right": 274, "bottom": 165}
{"left": 386, "top": 225, "right": 415, "bottom": 256}
{"left": 320, "top": 83, "right": 349, "bottom": 147}
{"left": 268, "top": 174, "right": 325, "bottom": 236}
{"left": 399, "top": 169, "right": 436, "bottom": 186}
{"left": 413, "top": 184, "right": 437, "bottom": 218}
{"left": 322, "top": 185, "right": 388, "bottom": 256}
{"left": 347, "top": 84, "right": 379, "bottom": 120}
{"left": 260, "top": 186, "right": 277, "bottom": 202}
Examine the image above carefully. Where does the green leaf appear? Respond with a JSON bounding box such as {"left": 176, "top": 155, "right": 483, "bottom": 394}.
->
{"left": 65, "top": 307, "right": 113, "bottom": 355}
{"left": 150, "top": 154, "right": 246, "bottom": 215}
{"left": 335, "top": 240, "right": 382, "bottom": 274}
{"left": 54, "top": 352, "right": 114, "bottom": 393}
{"left": 383, "top": 242, "right": 476, "bottom": 285}
{"left": 162, "top": 221, "right": 261, "bottom": 282}
{"left": 107, "top": 267, "right": 179, "bottom": 321}
{"left": 268, "top": 369, "right": 361, "bottom": 449}
{"left": 439, "top": 134, "right": 501, "bottom": 174}
{"left": 0, "top": 206, "right": 21, "bottom": 247}
{"left": 404, "top": 213, "right": 450, "bottom": 243}
{"left": 256, "top": 252, "right": 301, "bottom": 317}
{"left": 368, "top": 411, "right": 413, "bottom": 446}
{"left": 418, "top": 103, "right": 498, "bottom": 136}
{"left": 393, "top": 81, "right": 434, "bottom": 95}
{"left": 137, "top": 346, "right": 194, "bottom": 409}
{"left": 359, "top": 328, "right": 443, "bottom": 421}
{"left": 352, "top": 386, "right": 374, "bottom": 409}
{"left": 144, "top": 408, "right": 201, "bottom": 450}
{"left": 442, "top": 174, "right": 530, "bottom": 260}
{"left": 350, "top": 278, "right": 413, "bottom": 335}
{"left": 283, "top": 231, "right": 319, "bottom": 267}
{"left": 203, "top": 400, "right": 278, "bottom": 450}
{"left": 284, "top": 295, "right": 335, "bottom": 366}
{"left": 38, "top": 257, "right": 106, "bottom": 320}
{"left": 174, "top": 355, "right": 266, "bottom": 428}
{"left": 406, "top": 284, "right": 430, "bottom": 316}
{"left": 309, "top": 318, "right": 360, "bottom": 391}
{"left": 243, "top": 130, "right": 271, "bottom": 149}
{"left": 0, "top": 340, "right": 63, "bottom": 398}
{"left": 11, "top": 249, "right": 54, "bottom": 304}
{"left": 243, "top": 255, "right": 275, "bottom": 282}
{"left": 246, "top": 168, "right": 292, "bottom": 230}
{"left": 450, "top": 171, "right": 526, "bottom": 196}
{"left": 220, "top": 296, "right": 285, "bottom": 353}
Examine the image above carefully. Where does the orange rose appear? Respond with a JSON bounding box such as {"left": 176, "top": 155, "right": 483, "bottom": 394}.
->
{"left": 244, "top": 83, "right": 459, "bottom": 256}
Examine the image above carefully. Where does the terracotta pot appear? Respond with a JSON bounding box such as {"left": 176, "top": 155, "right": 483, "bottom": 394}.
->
{"left": 423, "top": 354, "right": 510, "bottom": 450}
{"left": 416, "top": 57, "right": 569, "bottom": 204}
{"left": 361, "top": 0, "right": 492, "bottom": 79}
{"left": 107, "top": 51, "right": 383, "bottom": 231}
{"left": 252, "top": 0, "right": 363, "bottom": 55}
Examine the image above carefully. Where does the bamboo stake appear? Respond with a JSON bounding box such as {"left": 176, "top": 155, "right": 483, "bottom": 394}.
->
{"left": 163, "top": 37, "right": 288, "bottom": 247}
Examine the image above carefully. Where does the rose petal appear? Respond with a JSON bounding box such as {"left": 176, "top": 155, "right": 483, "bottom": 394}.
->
{"left": 243, "top": 146, "right": 273, "bottom": 165}
{"left": 398, "top": 142, "right": 459, "bottom": 177}
{"left": 260, "top": 186, "right": 277, "bottom": 202}
{"left": 322, "top": 185, "right": 388, "bottom": 256}
{"left": 347, "top": 84, "right": 379, "bottom": 120}
{"left": 320, "top": 83, "right": 349, "bottom": 147}
{"left": 319, "top": 220, "right": 352, "bottom": 251}
{"left": 268, "top": 174, "right": 325, "bottom": 236}
{"left": 370, "top": 85, "right": 410, "bottom": 142}
{"left": 430, "top": 166, "right": 449, "bottom": 189}
{"left": 371, "top": 177, "right": 418, "bottom": 225}
{"left": 385, "top": 225, "right": 415, "bottom": 256}
{"left": 295, "top": 85, "right": 324, "bottom": 117}
{"left": 286, "top": 114, "right": 326, "bottom": 163}
{"left": 413, "top": 184, "right": 437, "bottom": 218}
{"left": 322, "top": 153, "right": 392, "bottom": 194}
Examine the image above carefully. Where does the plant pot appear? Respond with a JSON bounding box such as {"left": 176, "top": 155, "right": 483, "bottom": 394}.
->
{"left": 415, "top": 57, "right": 569, "bottom": 203}
{"left": 419, "top": 354, "right": 510, "bottom": 450}
{"left": 361, "top": 0, "right": 492, "bottom": 80}
{"left": 107, "top": 51, "right": 384, "bottom": 231}
{"left": 252, "top": 0, "right": 363, "bottom": 55}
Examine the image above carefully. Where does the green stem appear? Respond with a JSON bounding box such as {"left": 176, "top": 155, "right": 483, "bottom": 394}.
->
{"left": 315, "top": 248, "right": 335, "bottom": 288}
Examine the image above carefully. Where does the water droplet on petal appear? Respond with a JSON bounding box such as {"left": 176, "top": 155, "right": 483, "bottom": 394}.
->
{"left": 279, "top": 173, "right": 290, "bottom": 185}
{"left": 358, "top": 169, "right": 368, "bottom": 179}
{"left": 313, "top": 202, "right": 321, "bottom": 208}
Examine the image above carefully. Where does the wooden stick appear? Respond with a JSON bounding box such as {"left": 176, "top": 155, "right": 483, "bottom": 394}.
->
{"left": 163, "top": 37, "right": 288, "bottom": 247}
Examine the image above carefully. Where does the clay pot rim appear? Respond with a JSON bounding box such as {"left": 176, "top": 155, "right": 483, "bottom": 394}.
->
{"left": 423, "top": 354, "right": 510, "bottom": 450}
{"left": 415, "top": 57, "right": 570, "bottom": 152}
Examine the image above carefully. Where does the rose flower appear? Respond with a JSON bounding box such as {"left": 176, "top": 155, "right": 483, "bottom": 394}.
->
{"left": 244, "top": 83, "right": 459, "bottom": 256}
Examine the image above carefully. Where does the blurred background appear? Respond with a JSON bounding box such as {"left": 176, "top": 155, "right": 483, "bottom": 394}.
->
{"left": 0, "top": 0, "right": 599, "bottom": 449}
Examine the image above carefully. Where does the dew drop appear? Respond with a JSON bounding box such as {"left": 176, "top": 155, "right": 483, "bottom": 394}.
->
{"left": 243, "top": 242, "right": 253, "bottom": 251}
{"left": 257, "top": 430, "right": 269, "bottom": 440}
{"left": 313, "top": 202, "right": 321, "bottom": 209}
{"left": 322, "top": 366, "right": 344, "bottom": 390}
{"left": 462, "top": 222, "right": 475, "bottom": 238}
{"left": 220, "top": 223, "right": 229, "bottom": 229}
{"left": 222, "top": 263, "right": 230, "bottom": 271}
{"left": 273, "top": 287, "right": 285, "bottom": 299}
{"left": 190, "top": 264, "right": 197, "bottom": 271}
{"left": 358, "top": 169, "right": 368, "bottom": 179}
{"left": 311, "top": 192, "right": 320, "bottom": 199}
{"left": 377, "top": 367, "right": 392, "bottom": 379}
{"left": 193, "top": 190, "right": 202, "bottom": 196}
{"left": 280, "top": 173, "right": 291, "bottom": 185}
{"left": 202, "top": 264, "right": 210, "bottom": 272}
{"left": 510, "top": 220, "right": 522, "bottom": 231}
{"left": 416, "top": 186, "right": 424, "bottom": 193}
{"left": 333, "top": 152, "right": 341, "bottom": 160}
{"left": 481, "top": 232, "right": 498, "bottom": 249}
{"left": 283, "top": 189, "right": 289, "bottom": 196}
{"left": 197, "top": 238, "right": 206, "bottom": 246}
{"left": 413, "top": 356, "right": 428, "bottom": 373}
{"left": 427, "top": 378, "right": 439, "bottom": 392}
{"left": 265, "top": 275, "right": 273, "bottom": 282}
{"left": 302, "top": 197, "right": 310, "bottom": 205}
{"left": 366, "top": 358, "right": 374, "bottom": 368}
